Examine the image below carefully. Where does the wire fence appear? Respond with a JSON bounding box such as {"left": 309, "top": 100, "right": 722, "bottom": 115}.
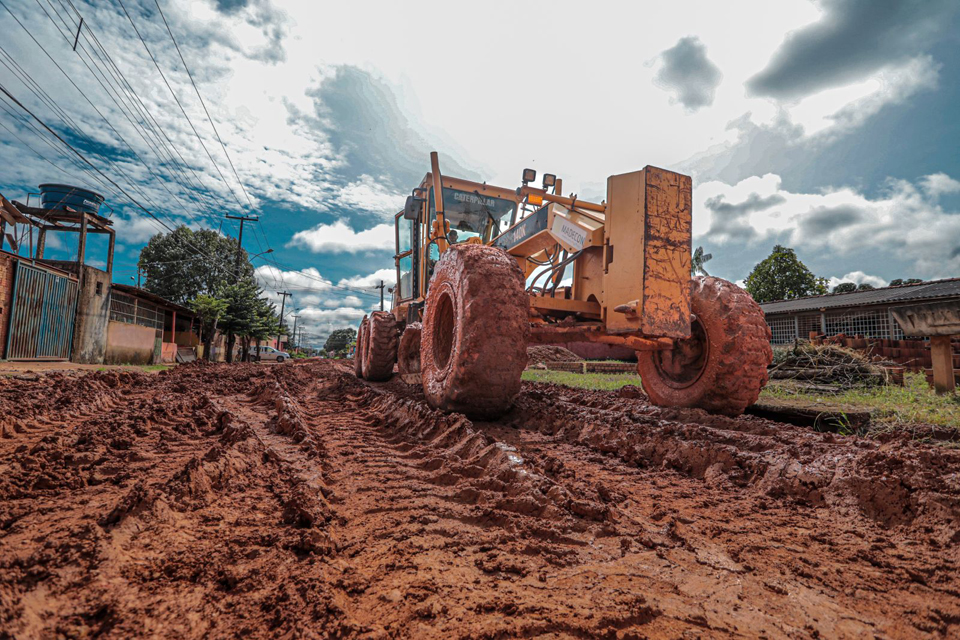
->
{"left": 109, "top": 291, "right": 164, "bottom": 330}
{"left": 767, "top": 306, "right": 917, "bottom": 344}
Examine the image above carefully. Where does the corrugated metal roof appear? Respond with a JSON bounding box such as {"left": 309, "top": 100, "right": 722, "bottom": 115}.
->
{"left": 760, "top": 278, "right": 960, "bottom": 315}
{"left": 111, "top": 283, "right": 195, "bottom": 316}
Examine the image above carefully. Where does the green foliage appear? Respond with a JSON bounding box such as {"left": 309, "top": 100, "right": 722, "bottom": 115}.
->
{"left": 190, "top": 294, "right": 228, "bottom": 330}
{"left": 856, "top": 283, "right": 875, "bottom": 291}
{"left": 904, "top": 278, "right": 922, "bottom": 285}
{"left": 325, "top": 328, "right": 356, "bottom": 354}
{"left": 218, "top": 278, "right": 282, "bottom": 342}
{"left": 889, "top": 279, "right": 903, "bottom": 287}
{"left": 691, "top": 246, "right": 712, "bottom": 276}
{"left": 832, "top": 282, "right": 857, "bottom": 293}
{"left": 138, "top": 226, "right": 253, "bottom": 305}
{"left": 744, "top": 245, "right": 828, "bottom": 303}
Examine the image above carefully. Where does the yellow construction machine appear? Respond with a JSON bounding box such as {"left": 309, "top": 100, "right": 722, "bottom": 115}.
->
{"left": 355, "top": 152, "right": 771, "bottom": 418}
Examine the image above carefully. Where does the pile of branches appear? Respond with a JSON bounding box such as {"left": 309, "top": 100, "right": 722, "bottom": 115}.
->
{"left": 769, "top": 343, "right": 891, "bottom": 387}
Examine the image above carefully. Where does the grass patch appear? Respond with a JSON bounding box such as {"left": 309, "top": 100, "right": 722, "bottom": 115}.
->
{"left": 762, "top": 373, "right": 960, "bottom": 429}
{"left": 524, "top": 366, "right": 960, "bottom": 433}
{"left": 522, "top": 369, "right": 642, "bottom": 391}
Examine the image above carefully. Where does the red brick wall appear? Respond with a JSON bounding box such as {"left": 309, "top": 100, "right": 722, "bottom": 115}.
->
{"left": 0, "top": 253, "right": 15, "bottom": 359}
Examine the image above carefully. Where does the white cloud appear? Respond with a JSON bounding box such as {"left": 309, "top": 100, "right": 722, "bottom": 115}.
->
{"left": 254, "top": 264, "right": 332, "bottom": 293}
{"left": 788, "top": 56, "right": 939, "bottom": 138}
{"left": 697, "top": 172, "right": 960, "bottom": 279}
{"left": 337, "top": 175, "right": 405, "bottom": 217}
{"left": 109, "top": 214, "right": 166, "bottom": 244}
{"left": 827, "top": 271, "right": 888, "bottom": 290}
{"left": 920, "top": 173, "right": 960, "bottom": 199}
{"left": 287, "top": 219, "right": 394, "bottom": 253}
{"left": 338, "top": 268, "right": 395, "bottom": 289}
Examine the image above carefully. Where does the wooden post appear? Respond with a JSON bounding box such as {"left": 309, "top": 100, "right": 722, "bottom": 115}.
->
{"left": 171, "top": 310, "right": 176, "bottom": 346}
{"left": 930, "top": 335, "right": 956, "bottom": 395}
{"left": 36, "top": 227, "right": 46, "bottom": 259}
{"left": 106, "top": 229, "right": 115, "bottom": 274}
{"left": 77, "top": 214, "right": 87, "bottom": 292}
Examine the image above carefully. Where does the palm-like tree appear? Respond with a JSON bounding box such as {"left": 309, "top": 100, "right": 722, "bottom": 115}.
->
{"left": 692, "top": 246, "right": 713, "bottom": 276}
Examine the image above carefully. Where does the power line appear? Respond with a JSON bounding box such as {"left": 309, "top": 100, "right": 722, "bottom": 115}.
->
{"left": 0, "top": 80, "right": 250, "bottom": 282}
{"left": 0, "top": 1, "right": 271, "bottom": 285}
{"left": 8, "top": 0, "right": 228, "bottom": 228}
{"left": 115, "top": 0, "right": 247, "bottom": 212}
{"left": 153, "top": 0, "right": 252, "bottom": 209}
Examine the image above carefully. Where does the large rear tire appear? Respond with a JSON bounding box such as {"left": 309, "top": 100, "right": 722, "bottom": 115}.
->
{"left": 637, "top": 276, "right": 772, "bottom": 416}
{"left": 421, "top": 244, "right": 528, "bottom": 419}
{"left": 398, "top": 322, "right": 422, "bottom": 375}
{"left": 362, "top": 311, "right": 398, "bottom": 382}
{"left": 354, "top": 316, "right": 368, "bottom": 378}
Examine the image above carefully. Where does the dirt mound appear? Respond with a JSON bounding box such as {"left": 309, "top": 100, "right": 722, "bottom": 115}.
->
{"left": 526, "top": 345, "right": 583, "bottom": 364}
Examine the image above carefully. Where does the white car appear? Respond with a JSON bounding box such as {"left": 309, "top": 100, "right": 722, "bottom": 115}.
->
{"left": 250, "top": 346, "right": 290, "bottom": 363}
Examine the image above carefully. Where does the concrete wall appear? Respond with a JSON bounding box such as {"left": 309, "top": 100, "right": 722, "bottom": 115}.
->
{"left": 161, "top": 342, "right": 177, "bottom": 363}
{"left": 105, "top": 321, "right": 156, "bottom": 365}
{"left": 71, "top": 266, "right": 111, "bottom": 364}
{"left": 0, "top": 253, "right": 14, "bottom": 359}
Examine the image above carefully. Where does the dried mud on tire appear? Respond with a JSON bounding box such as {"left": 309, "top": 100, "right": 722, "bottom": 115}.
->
{"left": 1, "top": 360, "right": 959, "bottom": 639}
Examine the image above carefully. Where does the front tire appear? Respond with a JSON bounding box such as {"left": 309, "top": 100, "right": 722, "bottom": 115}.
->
{"left": 421, "top": 244, "right": 528, "bottom": 419}
{"left": 637, "top": 276, "right": 771, "bottom": 416}
{"left": 354, "top": 316, "right": 368, "bottom": 378}
{"left": 362, "top": 311, "right": 398, "bottom": 381}
{"left": 398, "top": 322, "right": 422, "bottom": 375}
{"left": 276, "top": 356, "right": 284, "bottom": 363}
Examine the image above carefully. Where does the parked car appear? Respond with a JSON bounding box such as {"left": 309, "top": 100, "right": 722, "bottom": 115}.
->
{"left": 250, "top": 345, "right": 290, "bottom": 363}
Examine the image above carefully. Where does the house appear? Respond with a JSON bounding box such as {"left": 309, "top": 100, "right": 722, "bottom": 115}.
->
{"left": 760, "top": 278, "right": 960, "bottom": 345}
{"left": 1, "top": 185, "right": 199, "bottom": 365}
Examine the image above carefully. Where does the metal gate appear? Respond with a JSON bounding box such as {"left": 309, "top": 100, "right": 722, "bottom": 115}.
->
{"left": 5, "top": 261, "right": 78, "bottom": 360}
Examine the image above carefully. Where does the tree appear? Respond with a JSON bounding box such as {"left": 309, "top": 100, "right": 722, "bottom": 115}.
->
{"left": 744, "top": 245, "right": 828, "bottom": 303}
{"left": 138, "top": 226, "right": 254, "bottom": 304}
{"left": 856, "top": 283, "right": 875, "bottom": 291}
{"left": 219, "top": 277, "right": 273, "bottom": 363}
{"left": 889, "top": 279, "right": 903, "bottom": 287}
{"left": 324, "top": 328, "right": 356, "bottom": 355}
{"left": 190, "top": 294, "right": 228, "bottom": 361}
{"left": 692, "top": 246, "right": 712, "bottom": 276}
{"left": 833, "top": 282, "right": 857, "bottom": 293}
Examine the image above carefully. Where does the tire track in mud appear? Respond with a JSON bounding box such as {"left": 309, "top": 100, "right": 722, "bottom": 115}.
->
{"left": 336, "top": 363, "right": 960, "bottom": 638}
{"left": 2, "top": 361, "right": 959, "bottom": 638}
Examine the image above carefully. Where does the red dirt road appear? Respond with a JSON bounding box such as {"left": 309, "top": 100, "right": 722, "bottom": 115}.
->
{"left": 1, "top": 360, "right": 959, "bottom": 638}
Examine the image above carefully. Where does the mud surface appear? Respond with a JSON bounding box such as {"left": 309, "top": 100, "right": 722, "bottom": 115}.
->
{"left": 1, "top": 360, "right": 959, "bottom": 638}
{"left": 526, "top": 346, "right": 583, "bottom": 365}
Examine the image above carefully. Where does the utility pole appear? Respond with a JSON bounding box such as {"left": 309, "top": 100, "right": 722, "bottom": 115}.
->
{"left": 276, "top": 291, "right": 291, "bottom": 349}
{"left": 376, "top": 280, "right": 386, "bottom": 311}
{"left": 291, "top": 314, "right": 299, "bottom": 352}
{"left": 225, "top": 214, "right": 258, "bottom": 271}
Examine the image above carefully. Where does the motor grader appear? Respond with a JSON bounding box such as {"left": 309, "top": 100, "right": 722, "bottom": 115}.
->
{"left": 355, "top": 152, "right": 771, "bottom": 418}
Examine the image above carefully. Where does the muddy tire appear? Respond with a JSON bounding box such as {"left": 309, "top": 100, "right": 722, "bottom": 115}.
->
{"left": 637, "top": 276, "right": 772, "bottom": 416}
{"left": 354, "top": 316, "right": 368, "bottom": 378}
{"left": 421, "top": 244, "right": 528, "bottom": 419}
{"left": 362, "top": 311, "right": 398, "bottom": 382}
{"left": 398, "top": 322, "right": 422, "bottom": 375}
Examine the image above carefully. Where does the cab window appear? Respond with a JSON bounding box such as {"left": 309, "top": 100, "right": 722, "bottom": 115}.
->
{"left": 429, "top": 187, "right": 516, "bottom": 244}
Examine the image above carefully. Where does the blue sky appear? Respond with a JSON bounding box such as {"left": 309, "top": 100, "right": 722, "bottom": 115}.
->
{"left": 1, "top": 0, "right": 959, "bottom": 346}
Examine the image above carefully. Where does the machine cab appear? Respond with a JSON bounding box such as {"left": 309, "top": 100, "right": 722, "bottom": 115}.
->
{"left": 393, "top": 176, "right": 519, "bottom": 308}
